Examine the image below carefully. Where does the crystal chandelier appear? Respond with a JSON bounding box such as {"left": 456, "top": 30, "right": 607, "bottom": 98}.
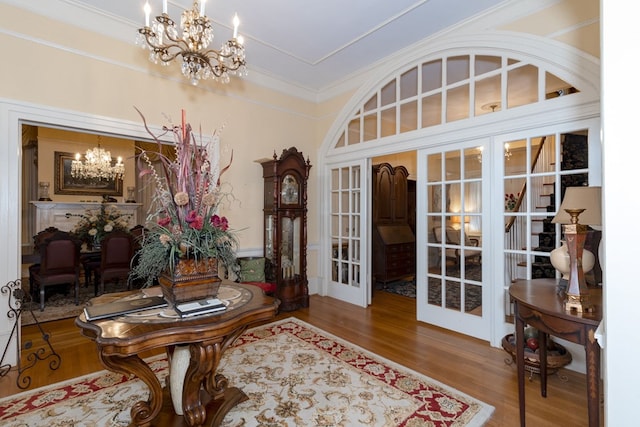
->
{"left": 71, "top": 143, "right": 124, "bottom": 181}
{"left": 136, "top": 0, "right": 247, "bottom": 85}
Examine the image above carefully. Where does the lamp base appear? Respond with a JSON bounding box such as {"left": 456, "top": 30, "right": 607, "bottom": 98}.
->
{"left": 564, "top": 292, "right": 593, "bottom": 313}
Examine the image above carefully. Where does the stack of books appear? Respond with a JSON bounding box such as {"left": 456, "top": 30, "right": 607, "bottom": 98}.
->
{"left": 175, "top": 298, "right": 227, "bottom": 318}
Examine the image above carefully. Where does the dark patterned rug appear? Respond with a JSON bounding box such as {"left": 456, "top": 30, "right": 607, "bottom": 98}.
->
{"left": 19, "top": 279, "right": 131, "bottom": 326}
{"left": 380, "top": 265, "right": 483, "bottom": 312}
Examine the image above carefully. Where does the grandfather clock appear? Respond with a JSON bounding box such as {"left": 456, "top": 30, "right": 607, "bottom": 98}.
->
{"left": 260, "top": 147, "right": 311, "bottom": 311}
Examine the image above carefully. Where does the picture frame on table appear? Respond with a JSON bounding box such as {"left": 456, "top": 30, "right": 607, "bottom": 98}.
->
{"left": 54, "top": 151, "right": 123, "bottom": 196}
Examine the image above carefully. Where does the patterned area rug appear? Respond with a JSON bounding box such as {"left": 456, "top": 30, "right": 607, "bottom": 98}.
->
{"left": 0, "top": 318, "right": 494, "bottom": 426}
{"left": 19, "top": 279, "right": 131, "bottom": 326}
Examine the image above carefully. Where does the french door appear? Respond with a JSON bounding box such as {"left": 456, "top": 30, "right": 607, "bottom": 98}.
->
{"left": 417, "top": 140, "right": 490, "bottom": 339}
{"left": 326, "top": 160, "right": 369, "bottom": 307}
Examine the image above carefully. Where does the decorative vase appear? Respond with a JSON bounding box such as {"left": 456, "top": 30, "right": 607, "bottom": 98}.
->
{"left": 169, "top": 345, "right": 191, "bottom": 415}
{"left": 550, "top": 241, "right": 595, "bottom": 280}
{"left": 158, "top": 257, "right": 221, "bottom": 306}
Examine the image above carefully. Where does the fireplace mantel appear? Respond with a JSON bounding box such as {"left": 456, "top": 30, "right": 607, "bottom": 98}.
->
{"left": 31, "top": 201, "right": 142, "bottom": 232}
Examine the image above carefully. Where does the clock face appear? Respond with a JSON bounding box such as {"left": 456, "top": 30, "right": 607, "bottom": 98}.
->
{"left": 281, "top": 174, "right": 299, "bottom": 204}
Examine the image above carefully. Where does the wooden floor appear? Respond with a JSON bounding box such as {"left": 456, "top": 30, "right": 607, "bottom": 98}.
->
{"left": 1, "top": 290, "right": 599, "bottom": 426}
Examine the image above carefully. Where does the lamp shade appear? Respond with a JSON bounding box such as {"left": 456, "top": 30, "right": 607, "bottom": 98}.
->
{"left": 552, "top": 186, "right": 602, "bottom": 225}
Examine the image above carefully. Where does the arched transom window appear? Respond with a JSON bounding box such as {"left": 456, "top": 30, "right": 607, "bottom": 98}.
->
{"left": 334, "top": 54, "right": 578, "bottom": 148}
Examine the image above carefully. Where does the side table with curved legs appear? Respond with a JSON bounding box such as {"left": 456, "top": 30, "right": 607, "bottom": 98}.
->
{"left": 75, "top": 282, "right": 279, "bottom": 427}
{"left": 509, "top": 279, "right": 602, "bottom": 427}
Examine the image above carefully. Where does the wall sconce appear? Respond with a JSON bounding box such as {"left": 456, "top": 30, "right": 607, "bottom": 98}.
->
{"left": 551, "top": 186, "right": 602, "bottom": 312}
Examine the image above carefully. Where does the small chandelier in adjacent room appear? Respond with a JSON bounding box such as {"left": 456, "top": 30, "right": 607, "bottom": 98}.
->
{"left": 71, "top": 140, "right": 124, "bottom": 181}
{"left": 504, "top": 143, "right": 512, "bottom": 160}
{"left": 137, "top": 0, "right": 247, "bottom": 85}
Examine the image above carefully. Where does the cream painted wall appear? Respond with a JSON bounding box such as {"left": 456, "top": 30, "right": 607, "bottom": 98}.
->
{"left": 0, "top": 3, "right": 317, "bottom": 260}
{"left": 499, "top": 0, "right": 600, "bottom": 58}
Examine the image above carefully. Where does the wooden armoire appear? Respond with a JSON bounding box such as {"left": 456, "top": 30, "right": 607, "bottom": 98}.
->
{"left": 372, "top": 163, "right": 416, "bottom": 284}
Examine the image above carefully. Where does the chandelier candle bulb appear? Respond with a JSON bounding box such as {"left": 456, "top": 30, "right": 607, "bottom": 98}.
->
{"left": 144, "top": 1, "right": 150, "bottom": 27}
{"left": 200, "top": 0, "right": 205, "bottom": 16}
{"left": 233, "top": 13, "right": 239, "bottom": 39}
{"left": 162, "top": 0, "right": 167, "bottom": 14}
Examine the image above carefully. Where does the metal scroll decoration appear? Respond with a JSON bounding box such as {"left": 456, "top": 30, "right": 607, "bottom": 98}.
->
{"left": 0, "top": 279, "right": 61, "bottom": 389}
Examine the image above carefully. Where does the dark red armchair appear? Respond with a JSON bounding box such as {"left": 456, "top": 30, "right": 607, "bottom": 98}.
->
{"left": 30, "top": 231, "right": 81, "bottom": 311}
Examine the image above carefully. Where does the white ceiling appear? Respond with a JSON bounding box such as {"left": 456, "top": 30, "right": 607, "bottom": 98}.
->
{"left": 15, "top": 0, "right": 508, "bottom": 93}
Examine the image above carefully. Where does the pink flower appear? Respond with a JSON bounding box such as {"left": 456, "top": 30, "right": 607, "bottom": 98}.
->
{"left": 189, "top": 215, "right": 204, "bottom": 230}
{"left": 211, "top": 214, "right": 229, "bottom": 231}
{"left": 158, "top": 216, "right": 171, "bottom": 227}
{"left": 185, "top": 210, "right": 203, "bottom": 230}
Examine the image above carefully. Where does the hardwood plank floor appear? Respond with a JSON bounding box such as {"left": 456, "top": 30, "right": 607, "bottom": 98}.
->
{"left": 1, "top": 290, "right": 599, "bottom": 426}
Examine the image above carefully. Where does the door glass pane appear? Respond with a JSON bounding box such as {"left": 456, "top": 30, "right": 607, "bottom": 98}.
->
{"left": 329, "top": 165, "right": 362, "bottom": 289}
{"left": 502, "top": 129, "right": 593, "bottom": 319}
{"left": 445, "top": 151, "right": 461, "bottom": 181}
{"left": 427, "top": 146, "right": 482, "bottom": 314}
{"left": 464, "top": 148, "right": 482, "bottom": 179}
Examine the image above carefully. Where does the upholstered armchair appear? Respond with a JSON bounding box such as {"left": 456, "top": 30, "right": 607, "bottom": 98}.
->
{"left": 30, "top": 231, "right": 81, "bottom": 311}
{"left": 445, "top": 227, "right": 482, "bottom": 265}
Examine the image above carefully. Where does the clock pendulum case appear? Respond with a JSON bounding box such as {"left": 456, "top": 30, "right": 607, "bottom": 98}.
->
{"left": 259, "top": 147, "right": 311, "bottom": 311}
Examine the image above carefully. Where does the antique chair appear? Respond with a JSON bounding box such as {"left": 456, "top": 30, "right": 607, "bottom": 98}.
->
{"left": 445, "top": 227, "right": 482, "bottom": 265}
{"left": 95, "top": 231, "right": 134, "bottom": 296}
{"left": 432, "top": 225, "right": 481, "bottom": 266}
{"left": 28, "top": 226, "right": 59, "bottom": 299}
{"left": 432, "top": 226, "right": 458, "bottom": 266}
{"left": 30, "top": 231, "right": 81, "bottom": 311}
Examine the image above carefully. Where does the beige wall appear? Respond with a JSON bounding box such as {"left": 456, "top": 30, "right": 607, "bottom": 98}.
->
{"left": 0, "top": 2, "right": 319, "bottom": 259}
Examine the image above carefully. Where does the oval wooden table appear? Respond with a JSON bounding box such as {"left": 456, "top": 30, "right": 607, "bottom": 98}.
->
{"left": 75, "top": 282, "right": 280, "bottom": 427}
{"left": 509, "top": 279, "right": 602, "bottom": 427}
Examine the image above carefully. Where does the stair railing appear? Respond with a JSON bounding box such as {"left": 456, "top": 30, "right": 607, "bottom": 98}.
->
{"left": 504, "top": 136, "right": 547, "bottom": 233}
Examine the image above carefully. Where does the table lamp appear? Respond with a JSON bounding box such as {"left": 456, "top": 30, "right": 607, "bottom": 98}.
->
{"left": 551, "top": 186, "right": 601, "bottom": 313}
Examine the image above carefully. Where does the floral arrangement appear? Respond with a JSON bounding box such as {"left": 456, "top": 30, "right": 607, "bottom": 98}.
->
{"left": 67, "top": 204, "right": 131, "bottom": 247}
{"left": 130, "top": 108, "right": 239, "bottom": 287}
{"left": 505, "top": 193, "right": 518, "bottom": 211}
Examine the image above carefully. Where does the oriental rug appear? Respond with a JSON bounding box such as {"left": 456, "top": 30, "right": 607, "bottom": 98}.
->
{"left": 0, "top": 318, "right": 494, "bottom": 426}
{"left": 20, "top": 280, "right": 131, "bottom": 326}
